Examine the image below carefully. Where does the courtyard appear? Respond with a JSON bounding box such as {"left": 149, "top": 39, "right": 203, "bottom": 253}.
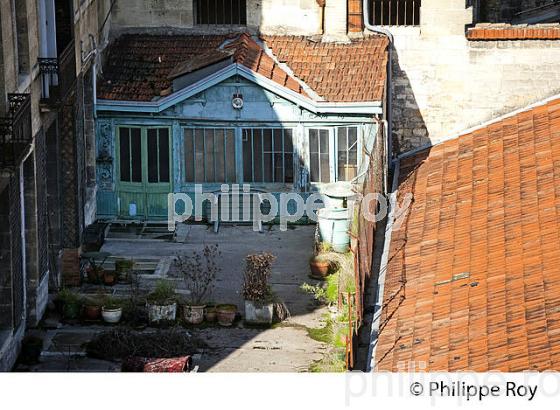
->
{"left": 16, "top": 224, "right": 333, "bottom": 372}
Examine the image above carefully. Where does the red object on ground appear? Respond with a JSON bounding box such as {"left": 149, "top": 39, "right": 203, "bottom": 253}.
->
{"left": 121, "top": 356, "right": 192, "bottom": 372}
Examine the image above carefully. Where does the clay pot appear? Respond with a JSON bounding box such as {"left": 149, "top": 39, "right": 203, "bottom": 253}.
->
{"left": 103, "top": 271, "right": 117, "bottom": 286}
{"left": 147, "top": 302, "right": 177, "bottom": 325}
{"left": 216, "top": 304, "right": 237, "bottom": 326}
{"left": 244, "top": 300, "right": 273, "bottom": 325}
{"left": 87, "top": 267, "right": 104, "bottom": 284}
{"left": 84, "top": 305, "right": 101, "bottom": 320}
{"left": 183, "top": 305, "right": 205, "bottom": 325}
{"left": 309, "top": 257, "right": 331, "bottom": 279}
{"left": 204, "top": 305, "right": 217, "bottom": 322}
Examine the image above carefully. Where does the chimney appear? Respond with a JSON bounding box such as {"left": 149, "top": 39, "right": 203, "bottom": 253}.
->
{"left": 322, "top": 0, "right": 349, "bottom": 42}
{"left": 348, "top": 0, "right": 364, "bottom": 33}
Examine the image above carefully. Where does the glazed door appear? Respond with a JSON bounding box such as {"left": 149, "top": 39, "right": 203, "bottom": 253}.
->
{"left": 116, "top": 127, "right": 172, "bottom": 219}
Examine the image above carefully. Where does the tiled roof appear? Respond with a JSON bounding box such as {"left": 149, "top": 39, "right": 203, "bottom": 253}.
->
{"left": 467, "top": 23, "right": 560, "bottom": 41}
{"left": 262, "top": 35, "right": 389, "bottom": 102}
{"left": 376, "top": 97, "right": 560, "bottom": 372}
{"left": 97, "top": 33, "right": 305, "bottom": 101}
{"left": 97, "top": 33, "right": 389, "bottom": 103}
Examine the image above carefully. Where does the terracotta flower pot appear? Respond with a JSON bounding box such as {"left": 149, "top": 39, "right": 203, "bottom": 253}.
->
{"left": 84, "top": 305, "right": 102, "bottom": 320}
{"left": 309, "top": 258, "right": 331, "bottom": 279}
{"left": 216, "top": 304, "right": 237, "bottom": 326}
{"left": 103, "top": 271, "right": 117, "bottom": 286}
{"left": 183, "top": 304, "right": 205, "bottom": 325}
{"left": 204, "top": 306, "right": 217, "bottom": 322}
{"left": 87, "top": 267, "right": 103, "bottom": 284}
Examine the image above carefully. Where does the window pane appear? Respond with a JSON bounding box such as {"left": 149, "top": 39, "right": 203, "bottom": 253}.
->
{"left": 337, "top": 126, "right": 358, "bottom": 182}
{"left": 215, "top": 129, "right": 225, "bottom": 183}
{"left": 242, "top": 129, "right": 253, "bottom": 182}
{"left": 194, "top": 129, "right": 205, "bottom": 182}
{"left": 159, "top": 129, "right": 170, "bottom": 183}
{"left": 119, "top": 128, "right": 130, "bottom": 182}
{"left": 184, "top": 129, "right": 194, "bottom": 182}
{"left": 205, "top": 129, "right": 216, "bottom": 182}
{"left": 131, "top": 128, "right": 142, "bottom": 183}
{"left": 253, "top": 129, "right": 263, "bottom": 182}
{"left": 225, "top": 129, "right": 236, "bottom": 182}
{"left": 147, "top": 129, "right": 158, "bottom": 183}
{"left": 309, "top": 129, "right": 330, "bottom": 183}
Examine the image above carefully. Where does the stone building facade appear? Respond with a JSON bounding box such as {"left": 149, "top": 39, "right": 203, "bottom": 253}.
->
{"left": 0, "top": 0, "right": 111, "bottom": 371}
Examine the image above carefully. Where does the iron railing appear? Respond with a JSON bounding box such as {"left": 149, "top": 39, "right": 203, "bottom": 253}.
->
{"left": 9, "top": 172, "right": 24, "bottom": 329}
{"left": 0, "top": 93, "right": 32, "bottom": 169}
{"left": 38, "top": 40, "right": 77, "bottom": 104}
{"left": 368, "top": 0, "right": 421, "bottom": 26}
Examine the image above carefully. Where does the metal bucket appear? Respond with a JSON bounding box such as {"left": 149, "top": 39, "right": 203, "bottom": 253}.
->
{"left": 317, "top": 208, "right": 350, "bottom": 253}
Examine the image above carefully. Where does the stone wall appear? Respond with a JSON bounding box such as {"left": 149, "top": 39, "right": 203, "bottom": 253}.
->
{"left": 111, "top": 0, "right": 323, "bottom": 35}
{"left": 379, "top": 0, "right": 560, "bottom": 153}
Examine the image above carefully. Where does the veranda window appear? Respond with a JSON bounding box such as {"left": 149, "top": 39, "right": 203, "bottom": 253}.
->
{"left": 242, "top": 128, "right": 294, "bottom": 184}
{"left": 184, "top": 128, "right": 236, "bottom": 183}
{"left": 195, "top": 0, "right": 247, "bottom": 25}
{"left": 309, "top": 126, "right": 360, "bottom": 183}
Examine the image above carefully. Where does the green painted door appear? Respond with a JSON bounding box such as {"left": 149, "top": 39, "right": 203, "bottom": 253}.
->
{"left": 117, "top": 126, "right": 172, "bottom": 220}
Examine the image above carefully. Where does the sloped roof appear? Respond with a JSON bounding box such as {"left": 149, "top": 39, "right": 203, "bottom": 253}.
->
{"left": 97, "top": 33, "right": 388, "bottom": 104}
{"left": 262, "top": 35, "right": 389, "bottom": 102}
{"left": 375, "top": 96, "right": 560, "bottom": 372}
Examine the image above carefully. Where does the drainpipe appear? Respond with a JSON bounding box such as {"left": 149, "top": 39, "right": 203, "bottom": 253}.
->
{"left": 363, "top": 0, "right": 394, "bottom": 169}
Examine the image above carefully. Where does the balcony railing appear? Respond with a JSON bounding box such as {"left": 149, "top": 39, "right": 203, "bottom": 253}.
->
{"left": 0, "top": 94, "right": 33, "bottom": 169}
{"left": 38, "top": 40, "right": 77, "bottom": 105}
{"left": 368, "top": 0, "right": 421, "bottom": 26}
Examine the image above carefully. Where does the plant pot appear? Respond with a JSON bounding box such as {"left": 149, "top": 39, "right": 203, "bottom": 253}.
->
{"left": 115, "top": 259, "right": 134, "bottom": 282}
{"left": 244, "top": 300, "right": 274, "bottom": 325}
{"left": 63, "top": 302, "right": 81, "bottom": 320}
{"left": 216, "top": 304, "right": 237, "bottom": 326}
{"left": 84, "top": 305, "right": 102, "bottom": 320}
{"left": 204, "top": 305, "right": 217, "bottom": 322}
{"left": 309, "top": 258, "right": 331, "bottom": 279}
{"left": 147, "top": 302, "right": 177, "bottom": 325}
{"left": 102, "top": 306, "right": 123, "bottom": 323}
{"left": 182, "top": 304, "right": 205, "bottom": 325}
{"left": 87, "top": 267, "right": 104, "bottom": 284}
{"left": 103, "top": 271, "right": 117, "bottom": 286}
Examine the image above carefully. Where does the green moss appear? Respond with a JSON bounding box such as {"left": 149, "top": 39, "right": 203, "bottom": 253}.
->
{"left": 309, "top": 350, "right": 346, "bottom": 373}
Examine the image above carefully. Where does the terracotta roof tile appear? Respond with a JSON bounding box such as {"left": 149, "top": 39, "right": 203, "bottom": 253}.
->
{"left": 376, "top": 97, "right": 560, "bottom": 372}
{"left": 98, "top": 33, "right": 388, "bottom": 103}
{"left": 260, "top": 35, "right": 389, "bottom": 102}
{"left": 467, "top": 24, "right": 560, "bottom": 41}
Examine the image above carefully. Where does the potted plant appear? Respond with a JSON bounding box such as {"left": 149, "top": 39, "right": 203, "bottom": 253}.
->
{"left": 242, "top": 252, "right": 276, "bottom": 325}
{"left": 175, "top": 244, "right": 220, "bottom": 325}
{"left": 115, "top": 258, "right": 134, "bottom": 282}
{"left": 56, "top": 288, "right": 82, "bottom": 320}
{"left": 216, "top": 304, "right": 237, "bottom": 326}
{"left": 204, "top": 304, "right": 217, "bottom": 322}
{"left": 101, "top": 295, "right": 123, "bottom": 324}
{"left": 83, "top": 296, "right": 102, "bottom": 321}
{"left": 309, "top": 254, "right": 333, "bottom": 279}
{"left": 146, "top": 280, "right": 177, "bottom": 325}
{"left": 103, "top": 270, "right": 118, "bottom": 286}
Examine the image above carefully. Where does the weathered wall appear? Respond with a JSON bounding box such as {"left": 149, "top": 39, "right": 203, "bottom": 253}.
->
{"left": 111, "top": 0, "right": 323, "bottom": 35}
{"left": 376, "top": 0, "right": 560, "bottom": 152}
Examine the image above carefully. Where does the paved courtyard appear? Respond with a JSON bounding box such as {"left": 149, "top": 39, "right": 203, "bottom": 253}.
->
{"left": 17, "top": 224, "right": 331, "bottom": 372}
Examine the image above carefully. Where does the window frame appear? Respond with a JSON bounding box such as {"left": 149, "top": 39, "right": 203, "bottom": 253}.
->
{"left": 241, "top": 127, "right": 295, "bottom": 185}
{"left": 182, "top": 126, "right": 238, "bottom": 184}
{"left": 194, "top": 0, "right": 248, "bottom": 26}
{"left": 307, "top": 126, "right": 362, "bottom": 184}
